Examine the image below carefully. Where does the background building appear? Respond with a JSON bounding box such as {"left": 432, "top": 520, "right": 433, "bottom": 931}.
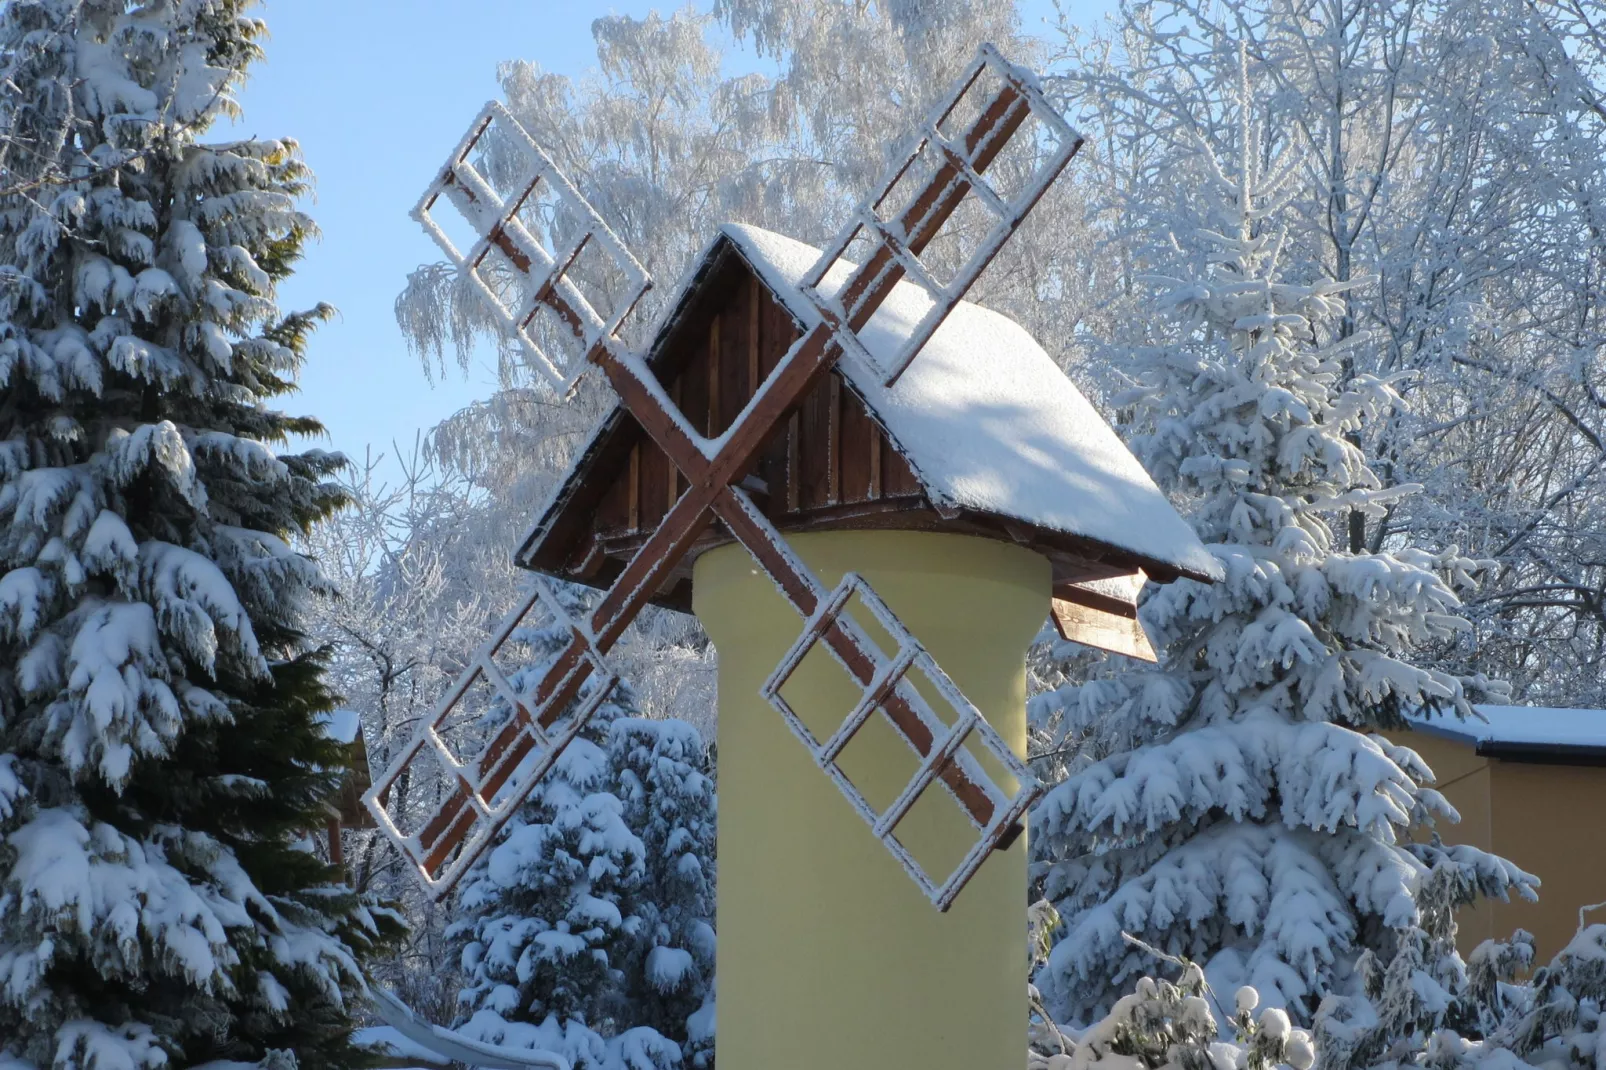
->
{"left": 1399, "top": 707, "right": 1606, "bottom": 959}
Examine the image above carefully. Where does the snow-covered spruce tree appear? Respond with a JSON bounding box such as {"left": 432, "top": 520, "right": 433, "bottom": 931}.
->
{"left": 1310, "top": 889, "right": 1606, "bottom": 1070}
{"left": 1029, "top": 901, "right": 1318, "bottom": 1070}
{"left": 607, "top": 717, "right": 716, "bottom": 1058}
{"left": 0, "top": 3, "right": 398, "bottom": 1068}
{"left": 1030, "top": 67, "right": 1534, "bottom": 1026}
{"left": 450, "top": 587, "right": 716, "bottom": 1070}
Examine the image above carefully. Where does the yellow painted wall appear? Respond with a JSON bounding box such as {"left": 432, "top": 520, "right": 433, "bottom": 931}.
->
{"left": 1393, "top": 728, "right": 1606, "bottom": 961}
{"left": 1486, "top": 761, "right": 1606, "bottom": 958}
{"left": 1395, "top": 730, "right": 1499, "bottom": 949}
{"left": 694, "top": 531, "right": 1049, "bottom": 1070}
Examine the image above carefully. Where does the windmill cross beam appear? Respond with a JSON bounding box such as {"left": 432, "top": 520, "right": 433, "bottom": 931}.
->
{"left": 367, "top": 43, "right": 1092, "bottom": 906}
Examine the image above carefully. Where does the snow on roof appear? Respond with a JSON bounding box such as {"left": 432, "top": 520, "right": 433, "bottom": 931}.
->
{"left": 719, "top": 223, "right": 1220, "bottom": 582}
{"left": 1406, "top": 705, "right": 1606, "bottom": 753}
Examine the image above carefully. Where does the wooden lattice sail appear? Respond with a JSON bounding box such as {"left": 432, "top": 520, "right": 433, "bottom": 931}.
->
{"left": 364, "top": 44, "right": 1220, "bottom": 907}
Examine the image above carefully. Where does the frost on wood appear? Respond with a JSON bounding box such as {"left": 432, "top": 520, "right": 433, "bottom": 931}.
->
{"left": 796, "top": 44, "right": 1082, "bottom": 387}
{"left": 363, "top": 576, "right": 621, "bottom": 899}
{"left": 761, "top": 572, "right": 1040, "bottom": 910}
{"left": 375, "top": 41, "right": 1081, "bottom": 909}
{"left": 412, "top": 101, "right": 651, "bottom": 392}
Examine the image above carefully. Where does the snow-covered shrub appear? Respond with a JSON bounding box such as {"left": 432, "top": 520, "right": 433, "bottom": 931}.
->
{"left": 1312, "top": 918, "right": 1606, "bottom": 1070}
{"left": 1029, "top": 908, "right": 1317, "bottom": 1070}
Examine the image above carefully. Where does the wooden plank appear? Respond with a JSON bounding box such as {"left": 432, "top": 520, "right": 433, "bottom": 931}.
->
{"left": 869, "top": 423, "right": 883, "bottom": 500}
{"left": 638, "top": 439, "right": 671, "bottom": 531}
{"left": 674, "top": 325, "right": 709, "bottom": 443}
{"left": 627, "top": 445, "right": 640, "bottom": 532}
{"left": 670, "top": 378, "right": 685, "bottom": 509}
{"left": 719, "top": 276, "right": 751, "bottom": 436}
{"left": 595, "top": 438, "right": 634, "bottom": 534}
{"left": 839, "top": 386, "right": 876, "bottom": 503}
{"left": 882, "top": 437, "right": 921, "bottom": 497}
{"left": 1050, "top": 597, "right": 1157, "bottom": 662}
{"left": 798, "top": 374, "right": 832, "bottom": 510}
{"left": 761, "top": 275, "right": 799, "bottom": 510}
{"left": 784, "top": 412, "right": 801, "bottom": 513}
{"left": 1049, "top": 573, "right": 1155, "bottom": 662}
{"left": 747, "top": 273, "right": 761, "bottom": 400}
{"left": 827, "top": 375, "right": 841, "bottom": 505}
{"left": 703, "top": 316, "right": 720, "bottom": 437}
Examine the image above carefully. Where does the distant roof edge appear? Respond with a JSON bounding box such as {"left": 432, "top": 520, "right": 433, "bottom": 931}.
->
{"left": 1406, "top": 705, "right": 1606, "bottom": 764}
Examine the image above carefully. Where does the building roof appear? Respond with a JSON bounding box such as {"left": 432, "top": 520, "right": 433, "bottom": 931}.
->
{"left": 517, "top": 223, "right": 1220, "bottom": 587}
{"left": 1406, "top": 705, "right": 1606, "bottom": 763}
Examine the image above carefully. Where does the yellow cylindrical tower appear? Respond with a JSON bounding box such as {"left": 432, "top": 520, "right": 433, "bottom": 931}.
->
{"left": 694, "top": 529, "right": 1050, "bottom": 1070}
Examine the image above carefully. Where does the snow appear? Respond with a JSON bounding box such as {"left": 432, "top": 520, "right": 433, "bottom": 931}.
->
{"left": 352, "top": 1026, "right": 451, "bottom": 1066}
{"left": 1406, "top": 704, "right": 1606, "bottom": 750}
{"left": 721, "top": 223, "right": 1222, "bottom": 583}
{"left": 645, "top": 945, "right": 695, "bottom": 991}
{"left": 366, "top": 987, "right": 572, "bottom": 1070}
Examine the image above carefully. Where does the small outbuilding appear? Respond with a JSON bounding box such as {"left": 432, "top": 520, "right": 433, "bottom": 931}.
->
{"left": 1399, "top": 705, "right": 1606, "bottom": 959}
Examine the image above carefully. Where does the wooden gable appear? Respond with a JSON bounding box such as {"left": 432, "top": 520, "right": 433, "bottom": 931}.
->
{"left": 521, "top": 241, "right": 942, "bottom": 610}
{"left": 592, "top": 250, "right": 926, "bottom": 528}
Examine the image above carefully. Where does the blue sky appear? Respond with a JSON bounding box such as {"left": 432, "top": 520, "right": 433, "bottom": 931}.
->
{"left": 223, "top": 0, "right": 1099, "bottom": 486}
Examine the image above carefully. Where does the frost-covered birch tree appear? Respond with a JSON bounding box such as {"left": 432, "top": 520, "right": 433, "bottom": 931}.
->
{"left": 0, "top": 2, "right": 398, "bottom": 1067}
{"left": 300, "top": 446, "right": 511, "bottom": 1022}
{"left": 1045, "top": 0, "right": 1606, "bottom": 707}
{"left": 1030, "top": 64, "right": 1535, "bottom": 1026}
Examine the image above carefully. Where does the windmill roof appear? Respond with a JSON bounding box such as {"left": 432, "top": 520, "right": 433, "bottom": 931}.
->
{"left": 719, "top": 224, "right": 1220, "bottom": 583}
{"left": 517, "top": 223, "right": 1220, "bottom": 586}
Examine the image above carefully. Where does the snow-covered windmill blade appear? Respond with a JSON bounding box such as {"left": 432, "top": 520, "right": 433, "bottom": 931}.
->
{"left": 411, "top": 101, "right": 652, "bottom": 392}
{"left": 367, "top": 102, "right": 657, "bottom": 897}
{"left": 800, "top": 43, "right": 1084, "bottom": 386}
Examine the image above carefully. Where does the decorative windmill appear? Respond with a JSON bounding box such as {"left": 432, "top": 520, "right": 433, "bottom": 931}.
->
{"left": 365, "top": 43, "right": 1217, "bottom": 1070}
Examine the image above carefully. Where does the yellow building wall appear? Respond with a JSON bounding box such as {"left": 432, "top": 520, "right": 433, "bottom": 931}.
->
{"left": 1393, "top": 730, "right": 1498, "bottom": 950}
{"left": 1486, "top": 761, "right": 1606, "bottom": 959}
{"left": 694, "top": 530, "right": 1048, "bottom": 1070}
{"left": 1392, "top": 728, "right": 1606, "bottom": 961}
